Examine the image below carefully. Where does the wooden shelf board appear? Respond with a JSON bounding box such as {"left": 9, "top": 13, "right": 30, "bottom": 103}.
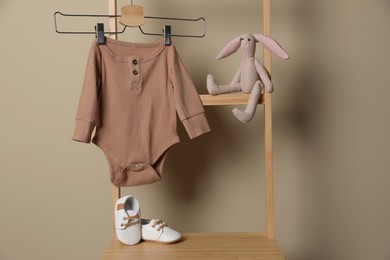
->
{"left": 200, "top": 94, "right": 264, "bottom": 106}
{"left": 102, "top": 232, "right": 284, "bottom": 260}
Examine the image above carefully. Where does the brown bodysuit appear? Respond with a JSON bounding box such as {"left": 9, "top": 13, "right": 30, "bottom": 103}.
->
{"left": 72, "top": 38, "right": 210, "bottom": 187}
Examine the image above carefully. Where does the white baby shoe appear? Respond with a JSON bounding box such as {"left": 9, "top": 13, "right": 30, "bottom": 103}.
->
{"left": 115, "top": 195, "right": 141, "bottom": 245}
{"left": 141, "top": 219, "right": 181, "bottom": 243}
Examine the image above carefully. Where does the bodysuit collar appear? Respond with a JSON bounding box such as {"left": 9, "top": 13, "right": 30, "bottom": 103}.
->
{"left": 99, "top": 37, "right": 166, "bottom": 63}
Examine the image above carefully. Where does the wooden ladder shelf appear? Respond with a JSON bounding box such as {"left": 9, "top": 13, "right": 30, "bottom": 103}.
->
{"left": 103, "top": 0, "right": 284, "bottom": 259}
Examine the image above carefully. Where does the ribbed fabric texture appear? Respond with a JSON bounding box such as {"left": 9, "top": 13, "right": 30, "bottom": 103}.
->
{"left": 72, "top": 38, "right": 210, "bottom": 186}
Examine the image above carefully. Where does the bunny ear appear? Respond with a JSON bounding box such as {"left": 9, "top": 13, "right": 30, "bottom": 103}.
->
{"left": 254, "top": 33, "right": 289, "bottom": 60}
{"left": 216, "top": 36, "right": 242, "bottom": 60}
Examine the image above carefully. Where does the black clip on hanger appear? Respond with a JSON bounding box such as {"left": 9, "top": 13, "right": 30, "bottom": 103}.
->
{"left": 163, "top": 25, "right": 172, "bottom": 46}
{"left": 95, "top": 23, "right": 105, "bottom": 45}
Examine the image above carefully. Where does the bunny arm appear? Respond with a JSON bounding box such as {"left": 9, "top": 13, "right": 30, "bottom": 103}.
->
{"left": 255, "top": 59, "right": 273, "bottom": 93}
{"left": 230, "top": 61, "right": 243, "bottom": 84}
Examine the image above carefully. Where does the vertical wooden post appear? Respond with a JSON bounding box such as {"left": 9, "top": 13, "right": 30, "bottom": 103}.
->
{"left": 109, "top": 0, "right": 118, "bottom": 41}
{"left": 109, "top": 0, "right": 121, "bottom": 241}
{"left": 263, "top": 0, "right": 275, "bottom": 239}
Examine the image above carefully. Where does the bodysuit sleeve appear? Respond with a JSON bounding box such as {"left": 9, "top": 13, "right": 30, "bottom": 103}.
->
{"left": 168, "top": 46, "right": 211, "bottom": 139}
{"left": 72, "top": 42, "right": 101, "bottom": 143}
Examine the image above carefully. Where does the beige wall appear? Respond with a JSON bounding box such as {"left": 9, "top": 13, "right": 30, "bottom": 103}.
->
{"left": 1, "top": 0, "right": 390, "bottom": 259}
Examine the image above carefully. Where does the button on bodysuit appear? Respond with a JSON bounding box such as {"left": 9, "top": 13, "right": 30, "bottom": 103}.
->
{"left": 72, "top": 38, "right": 210, "bottom": 187}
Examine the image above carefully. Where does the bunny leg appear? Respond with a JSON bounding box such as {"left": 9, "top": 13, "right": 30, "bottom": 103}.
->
{"left": 207, "top": 74, "right": 241, "bottom": 95}
{"left": 232, "top": 81, "right": 263, "bottom": 123}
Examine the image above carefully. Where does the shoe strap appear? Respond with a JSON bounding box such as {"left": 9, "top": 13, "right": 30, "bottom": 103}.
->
{"left": 152, "top": 219, "right": 168, "bottom": 231}
{"left": 121, "top": 214, "right": 140, "bottom": 228}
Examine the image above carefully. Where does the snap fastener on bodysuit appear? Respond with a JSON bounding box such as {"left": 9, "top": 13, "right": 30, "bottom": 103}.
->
{"left": 133, "top": 70, "right": 139, "bottom": 75}
{"left": 132, "top": 59, "right": 138, "bottom": 65}
{"left": 127, "top": 163, "right": 148, "bottom": 172}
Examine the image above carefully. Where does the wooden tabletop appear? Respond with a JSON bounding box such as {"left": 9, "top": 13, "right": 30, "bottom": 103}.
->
{"left": 102, "top": 232, "right": 284, "bottom": 260}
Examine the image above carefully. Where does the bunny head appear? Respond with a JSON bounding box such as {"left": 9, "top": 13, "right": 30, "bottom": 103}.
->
{"left": 240, "top": 34, "right": 257, "bottom": 58}
{"left": 216, "top": 33, "right": 289, "bottom": 60}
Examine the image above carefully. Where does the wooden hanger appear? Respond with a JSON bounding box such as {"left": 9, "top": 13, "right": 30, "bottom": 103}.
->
{"left": 53, "top": 12, "right": 207, "bottom": 46}
{"left": 119, "top": 0, "right": 145, "bottom": 27}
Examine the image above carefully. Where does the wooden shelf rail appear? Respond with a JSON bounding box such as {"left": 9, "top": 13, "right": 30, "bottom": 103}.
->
{"left": 200, "top": 93, "right": 264, "bottom": 106}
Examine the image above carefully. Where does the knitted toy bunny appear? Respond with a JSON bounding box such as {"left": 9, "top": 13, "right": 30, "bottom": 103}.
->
{"left": 207, "top": 33, "right": 289, "bottom": 123}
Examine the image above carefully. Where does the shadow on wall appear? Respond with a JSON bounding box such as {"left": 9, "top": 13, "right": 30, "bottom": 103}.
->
{"left": 273, "top": 0, "right": 335, "bottom": 260}
{"left": 163, "top": 106, "right": 243, "bottom": 201}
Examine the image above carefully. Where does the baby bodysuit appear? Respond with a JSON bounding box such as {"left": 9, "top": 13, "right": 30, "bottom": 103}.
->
{"left": 72, "top": 37, "right": 210, "bottom": 187}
